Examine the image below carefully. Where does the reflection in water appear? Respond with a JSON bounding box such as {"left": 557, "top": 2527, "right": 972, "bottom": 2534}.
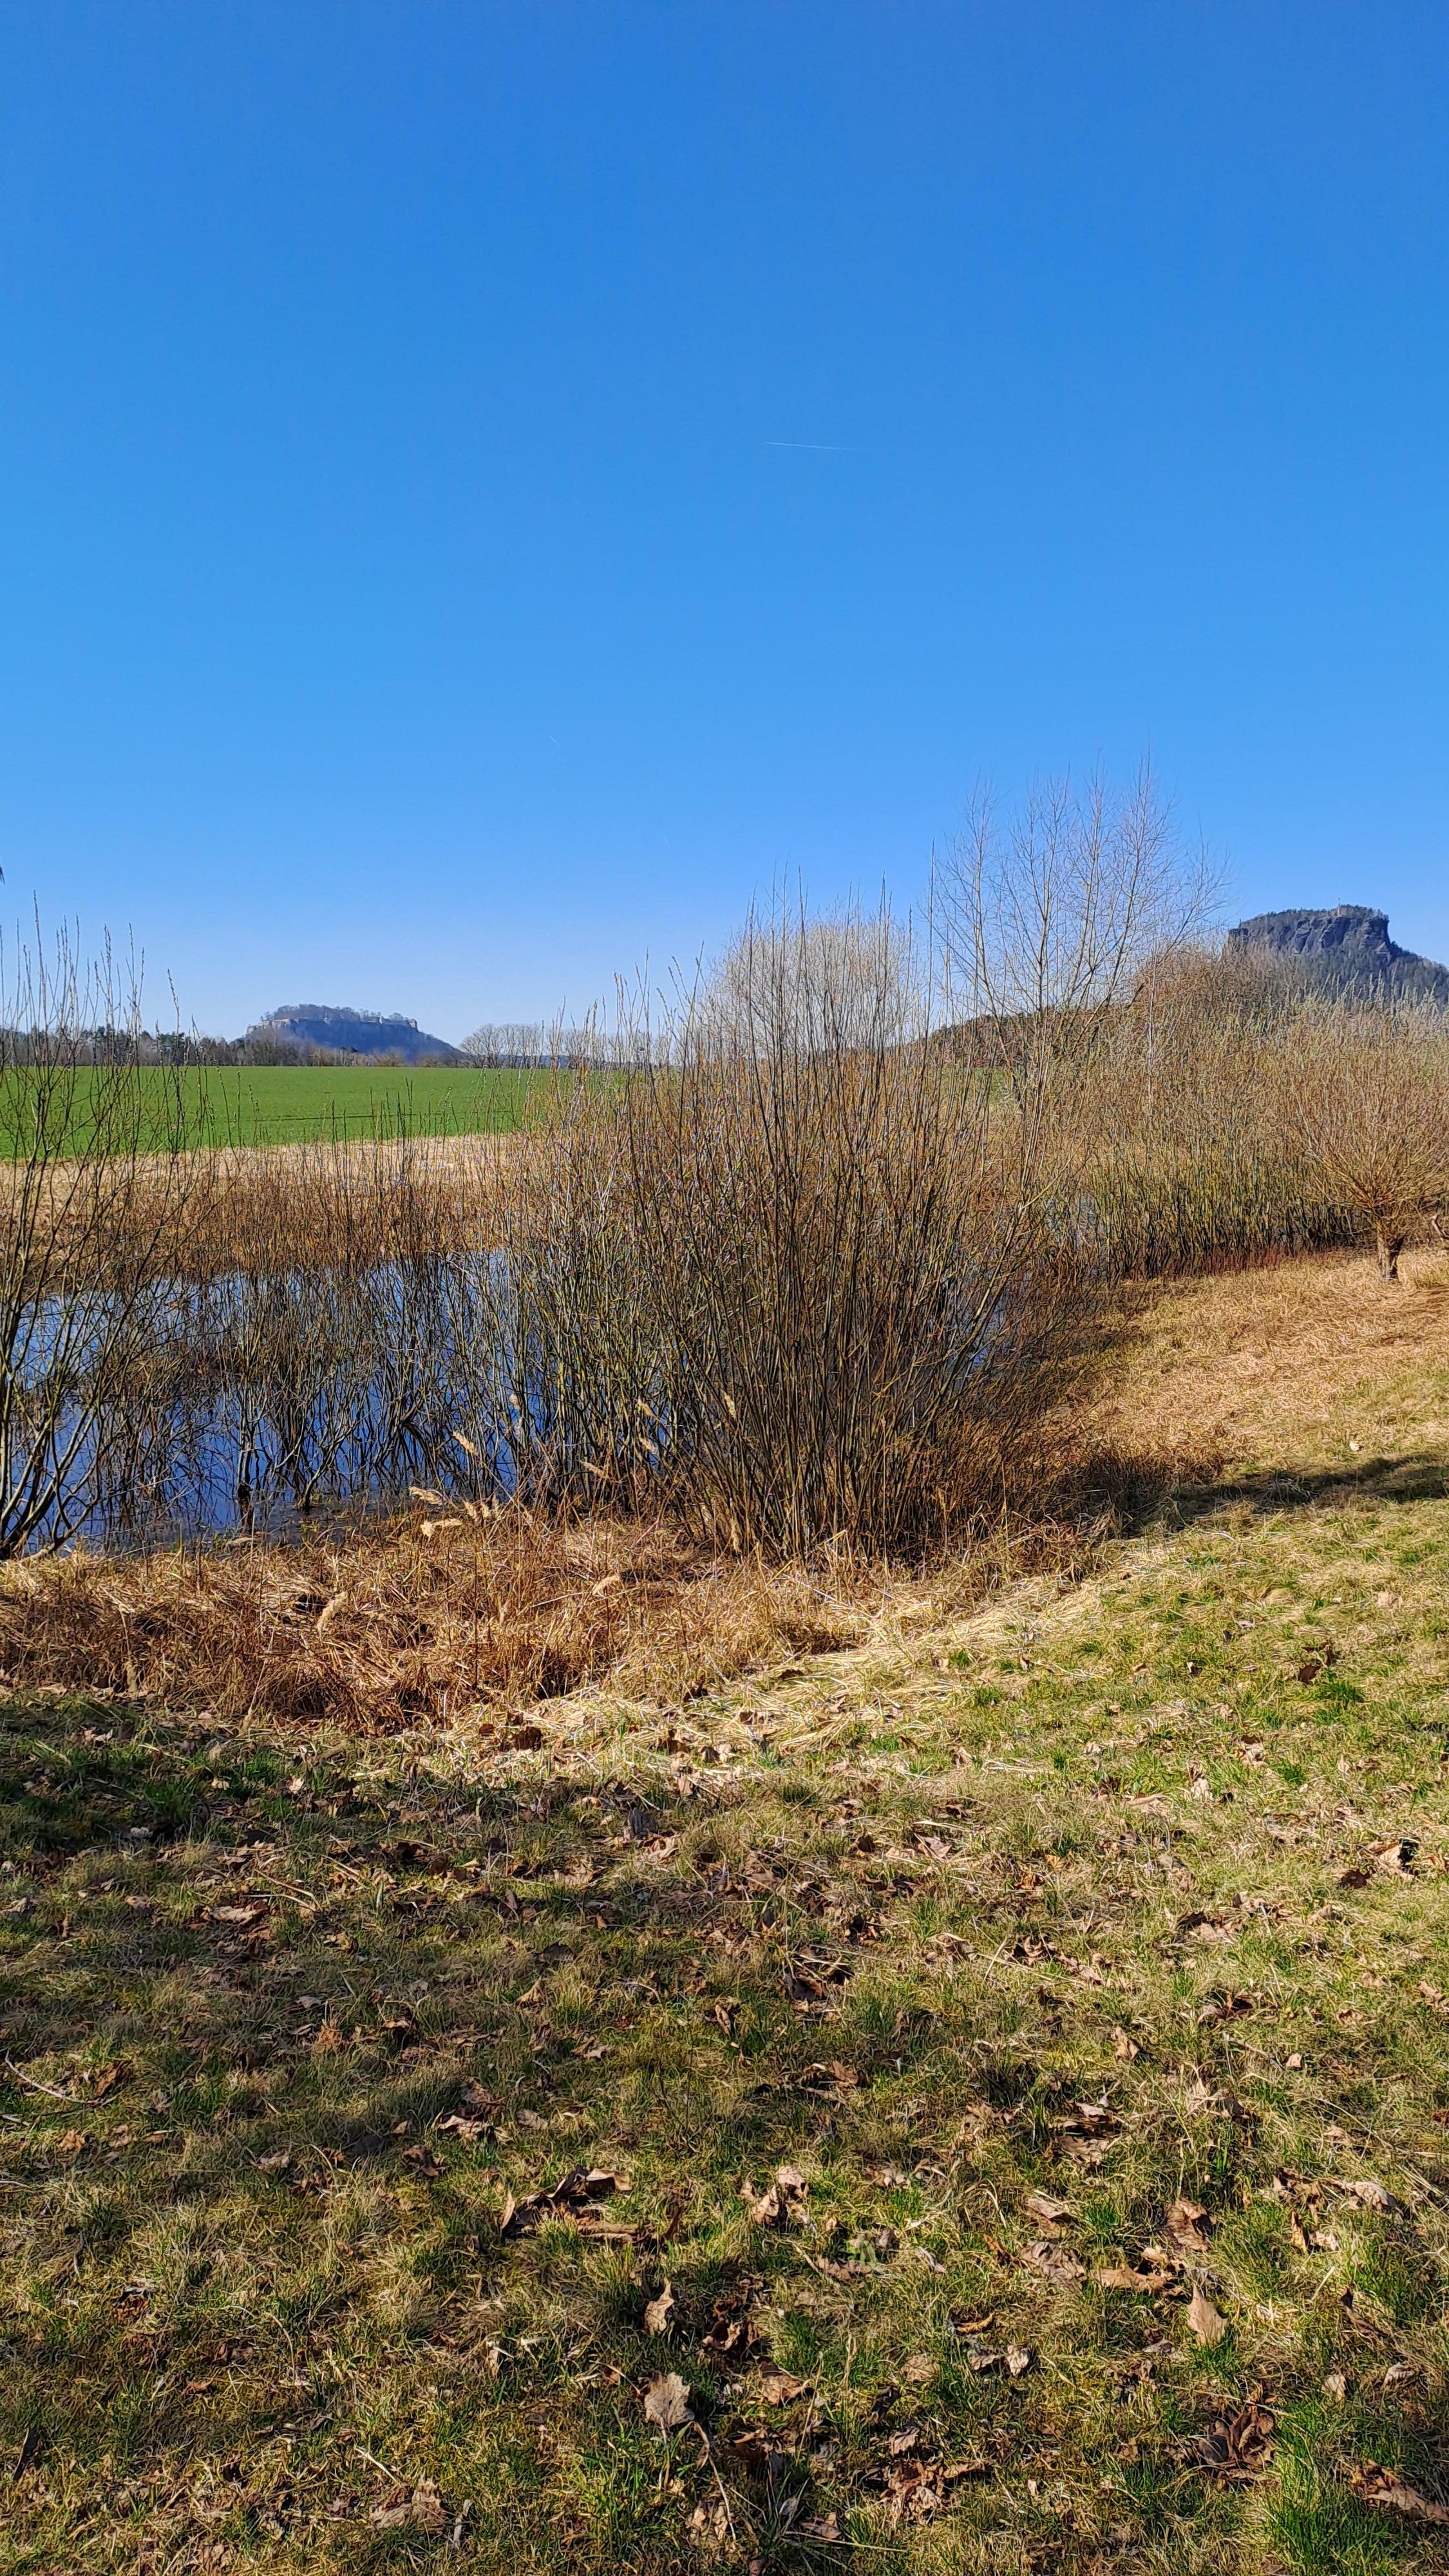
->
{"left": 14, "top": 1256, "right": 525, "bottom": 1553}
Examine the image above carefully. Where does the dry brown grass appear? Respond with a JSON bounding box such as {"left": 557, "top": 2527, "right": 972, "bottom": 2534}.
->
{"left": 3, "top": 1130, "right": 514, "bottom": 1286}
{"left": 0, "top": 1512, "right": 864, "bottom": 1728}
{"left": 1083, "top": 1243, "right": 1449, "bottom": 1480}
{"left": 0, "top": 1502, "right": 1106, "bottom": 1739}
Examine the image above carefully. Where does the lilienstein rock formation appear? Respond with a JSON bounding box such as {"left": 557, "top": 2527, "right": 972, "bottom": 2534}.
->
{"left": 1227, "top": 904, "right": 1449, "bottom": 1003}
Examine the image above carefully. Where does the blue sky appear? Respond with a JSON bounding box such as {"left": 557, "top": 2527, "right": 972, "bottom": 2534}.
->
{"left": 2, "top": 1, "right": 1446, "bottom": 1040}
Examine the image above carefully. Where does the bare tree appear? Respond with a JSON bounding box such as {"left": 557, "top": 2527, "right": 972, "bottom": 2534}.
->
{"left": 693, "top": 900, "right": 925, "bottom": 1058}
{"left": 932, "top": 767, "right": 1217, "bottom": 1088}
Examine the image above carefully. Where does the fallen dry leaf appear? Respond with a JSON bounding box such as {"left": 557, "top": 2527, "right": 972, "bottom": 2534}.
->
{"left": 369, "top": 2481, "right": 448, "bottom": 2533}
{"left": 1198, "top": 2394, "right": 1274, "bottom": 2479}
{"left": 1165, "top": 2197, "right": 1213, "bottom": 2254}
{"left": 643, "top": 2371, "right": 692, "bottom": 2433}
{"left": 1021, "top": 2240, "right": 1086, "bottom": 2286}
{"left": 1375, "top": 1839, "right": 1418, "bottom": 1875}
{"left": 643, "top": 2280, "right": 674, "bottom": 2336}
{"left": 1005, "top": 2345, "right": 1033, "bottom": 2376}
{"left": 1187, "top": 2286, "right": 1228, "bottom": 2345}
{"left": 1352, "top": 2464, "right": 1449, "bottom": 2525}
{"left": 757, "top": 2369, "right": 810, "bottom": 2404}
{"left": 1023, "top": 2190, "right": 1074, "bottom": 2228}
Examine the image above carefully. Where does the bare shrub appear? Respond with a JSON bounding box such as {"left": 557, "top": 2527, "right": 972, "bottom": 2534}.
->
{"left": 1285, "top": 1003, "right": 1449, "bottom": 1280}
{"left": 0, "top": 929, "right": 202, "bottom": 1552}
{"left": 482, "top": 899, "right": 1083, "bottom": 1560}
{"left": 1077, "top": 948, "right": 1356, "bottom": 1277}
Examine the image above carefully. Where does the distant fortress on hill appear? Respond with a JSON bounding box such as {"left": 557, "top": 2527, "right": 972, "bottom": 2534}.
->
{"left": 245, "top": 1004, "right": 461, "bottom": 1064}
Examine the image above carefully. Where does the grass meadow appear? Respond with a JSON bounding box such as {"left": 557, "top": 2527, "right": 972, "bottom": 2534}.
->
{"left": 3, "top": 1251, "right": 1448, "bottom": 2574}
{"left": 0, "top": 1065, "right": 546, "bottom": 1157}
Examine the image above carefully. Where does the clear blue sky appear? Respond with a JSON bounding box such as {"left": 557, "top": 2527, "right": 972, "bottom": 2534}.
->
{"left": 2, "top": 1, "right": 1446, "bottom": 1041}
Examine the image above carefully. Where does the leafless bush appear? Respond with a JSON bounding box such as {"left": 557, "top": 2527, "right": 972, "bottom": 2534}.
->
{"left": 0, "top": 928, "right": 205, "bottom": 1551}
{"left": 1077, "top": 948, "right": 1356, "bottom": 1276}
{"left": 477, "top": 900, "right": 1083, "bottom": 1558}
{"left": 1284, "top": 1003, "right": 1449, "bottom": 1280}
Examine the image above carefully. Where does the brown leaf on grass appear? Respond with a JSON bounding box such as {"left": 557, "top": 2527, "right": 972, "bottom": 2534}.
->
{"left": 1187, "top": 2286, "right": 1228, "bottom": 2345}
{"left": 643, "top": 2280, "right": 674, "bottom": 2336}
{"left": 757, "top": 2369, "right": 810, "bottom": 2404}
{"left": 797, "top": 2513, "right": 840, "bottom": 2543}
{"left": 1094, "top": 2265, "right": 1174, "bottom": 2295}
{"left": 643, "top": 2371, "right": 692, "bottom": 2432}
{"left": 1351, "top": 2465, "right": 1449, "bottom": 2524}
{"left": 91, "top": 2062, "right": 126, "bottom": 2099}
{"left": 1338, "top": 1866, "right": 1372, "bottom": 1889}
{"left": 742, "top": 2164, "right": 808, "bottom": 2226}
{"left": 210, "top": 1902, "right": 267, "bottom": 1926}
{"left": 726, "top": 2425, "right": 786, "bottom": 2472}
{"left": 1198, "top": 2394, "right": 1274, "bottom": 2479}
{"left": 369, "top": 2481, "right": 448, "bottom": 2533}
{"left": 1375, "top": 1839, "right": 1419, "bottom": 1875}
{"left": 1113, "top": 2026, "right": 1141, "bottom": 2059}
{"left": 1005, "top": 2345, "right": 1033, "bottom": 2376}
{"left": 1165, "top": 2198, "right": 1213, "bottom": 2255}
{"left": 1023, "top": 2191, "right": 1074, "bottom": 2228}
{"left": 878, "top": 2455, "right": 988, "bottom": 2524}
{"left": 1337, "top": 2177, "right": 1392, "bottom": 2210}
{"left": 1021, "top": 2240, "right": 1086, "bottom": 2286}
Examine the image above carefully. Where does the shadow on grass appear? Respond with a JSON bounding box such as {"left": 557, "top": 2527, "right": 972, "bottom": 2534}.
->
{"left": 1076, "top": 1444, "right": 1449, "bottom": 1540}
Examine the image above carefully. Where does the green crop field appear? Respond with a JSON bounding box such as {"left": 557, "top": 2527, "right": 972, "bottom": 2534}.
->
{"left": 0, "top": 1065, "right": 551, "bottom": 1157}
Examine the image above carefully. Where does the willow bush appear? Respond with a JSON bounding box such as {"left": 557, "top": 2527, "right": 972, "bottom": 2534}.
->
{"left": 484, "top": 910, "right": 1085, "bottom": 1558}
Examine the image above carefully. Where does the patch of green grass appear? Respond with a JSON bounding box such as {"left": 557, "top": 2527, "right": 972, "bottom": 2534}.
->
{"left": 0, "top": 1064, "right": 550, "bottom": 1155}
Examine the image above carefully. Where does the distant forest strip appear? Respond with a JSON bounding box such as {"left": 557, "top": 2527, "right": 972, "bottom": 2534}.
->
{"left": 0, "top": 1063, "right": 551, "bottom": 1155}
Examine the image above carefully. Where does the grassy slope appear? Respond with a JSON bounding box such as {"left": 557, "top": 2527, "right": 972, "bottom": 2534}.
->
{"left": 0, "top": 1066, "right": 544, "bottom": 1154}
{"left": 3, "top": 1255, "right": 1448, "bottom": 2574}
